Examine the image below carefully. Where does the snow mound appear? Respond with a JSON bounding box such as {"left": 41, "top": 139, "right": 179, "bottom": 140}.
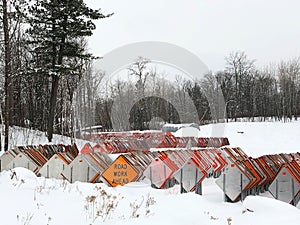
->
{"left": 0, "top": 167, "right": 38, "bottom": 190}
{"left": 11, "top": 167, "right": 38, "bottom": 180}
{"left": 240, "top": 196, "right": 300, "bottom": 224}
{"left": 173, "top": 127, "right": 201, "bottom": 137}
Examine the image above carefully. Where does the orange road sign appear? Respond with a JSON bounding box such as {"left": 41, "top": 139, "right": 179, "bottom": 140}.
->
{"left": 102, "top": 155, "right": 139, "bottom": 187}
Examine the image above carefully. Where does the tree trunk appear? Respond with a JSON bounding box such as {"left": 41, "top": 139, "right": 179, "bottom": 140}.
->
{"left": 47, "top": 75, "right": 60, "bottom": 142}
{"left": 2, "top": 0, "right": 13, "bottom": 151}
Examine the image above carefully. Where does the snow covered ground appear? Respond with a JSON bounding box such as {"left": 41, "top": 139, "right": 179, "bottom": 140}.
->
{"left": 0, "top": 125, "right": 92, "bottom": 152}
{"left": 0, "top": 168, "right": 299, "bottom": 225}
{"left": 199, "top": 120, "right": 300, "bottom": 157}
{"left": 0, "top": 121, "right": 300, "bottom": 225}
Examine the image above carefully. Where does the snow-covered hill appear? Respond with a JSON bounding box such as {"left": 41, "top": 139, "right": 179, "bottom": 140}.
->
{"left": 0, "top": 125, "right": 93, "bottom": 153}
{"left": 2, "top": 120, "right": 300, "bottom": 156}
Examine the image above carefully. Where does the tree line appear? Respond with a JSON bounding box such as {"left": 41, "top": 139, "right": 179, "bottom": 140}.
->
{"left": 95, "top": 53, "right": 300, "bottom": 131}
{"left": 1, "top": 1, "right": 299, "bottom": 151}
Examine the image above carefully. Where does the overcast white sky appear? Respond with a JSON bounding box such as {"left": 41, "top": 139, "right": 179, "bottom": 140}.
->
{"left": 84, "top": 0, "right": 300, "bottom": 72}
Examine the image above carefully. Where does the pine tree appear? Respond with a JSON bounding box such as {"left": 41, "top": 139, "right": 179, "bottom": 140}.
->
{"left": 20, "top": 0, "right": 112, "bottom": 141}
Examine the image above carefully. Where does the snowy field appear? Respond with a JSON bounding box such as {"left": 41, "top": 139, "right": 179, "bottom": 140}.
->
{"left": 0, "top": 121, "right": 300, "bottom": 225}
{"left": 200, "top": 120, "right": 300, "bottom": 158}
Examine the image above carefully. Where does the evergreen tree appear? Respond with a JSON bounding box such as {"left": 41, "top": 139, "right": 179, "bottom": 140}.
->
{"left": 19, "top": 0, "right": 112, "bottom": 141}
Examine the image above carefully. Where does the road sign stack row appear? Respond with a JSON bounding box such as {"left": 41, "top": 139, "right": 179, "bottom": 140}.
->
{"left": 1, "top": 144, "right": 79, "bottom": 176}
{"left": 81, "top": 132, "right": 230, "bottom": 154}
{"left": 0, "top": 144, "right": 228, "bottom": 192}
{"left": 97, "top": 148, "right": 228, "bottom": 194}
{"left": 215, "top": 147, "right": 300, "bottom": 206}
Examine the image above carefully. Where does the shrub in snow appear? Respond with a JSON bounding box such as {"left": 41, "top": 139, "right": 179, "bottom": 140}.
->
{"left": 130, "top": 194, "right": 156, "bottom": 218}
{"left": 84, "top": 186, "right": 121, "bottom": 223}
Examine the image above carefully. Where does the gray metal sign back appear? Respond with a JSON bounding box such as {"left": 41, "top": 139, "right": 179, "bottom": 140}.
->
{"left": 215, "top": 164, "right": 251, "bottom": 202}
{"left": 173, "top": 159, "right": 205, "bottom": 192}
{"left": 0, "top": 152, "right": 15, "bottom": 172}
{"left": 6, "top": 152, "right": 39, "bottom": 173}
{"left": 143, "top": 158, "right": 173, "bottom": 188}
{"left": 61, "top": 155, "right": 100, "bottom": 183}
{"left": 269, "top": 167, "right": 300, "bottom": 205}
{"left": 39, "top": 154, "right": 69, "bottom": 179}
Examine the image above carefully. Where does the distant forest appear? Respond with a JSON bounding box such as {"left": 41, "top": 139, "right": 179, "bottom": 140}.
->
{"left": 1, "top": 0, "right": 300, "bottom": 151}
{"left": 94, "top": 54, "right": 300, "bottom": 131}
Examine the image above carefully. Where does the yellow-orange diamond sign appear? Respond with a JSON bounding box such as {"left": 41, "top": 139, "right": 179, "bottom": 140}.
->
{"left": 102, "top": 155, "right": 139, "bottom": 187}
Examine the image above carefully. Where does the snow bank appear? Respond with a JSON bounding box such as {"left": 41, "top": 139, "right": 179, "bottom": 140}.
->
{"left": 239, "top": 196, "right": 300, "bottom": 225}
{"left": 0, "top": 168, "right": 299, "bottom": 225}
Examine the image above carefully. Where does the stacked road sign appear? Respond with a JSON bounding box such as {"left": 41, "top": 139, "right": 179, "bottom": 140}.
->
{"left": 100, "top": 148, "right": 228, "bottom": 193}
{"left": 38, "top": 152, "right": 77, "bottom": 179}
{"left": 81, "top": 131, "right": 230, "bottom": 154}
{"left": 61, "top": 152, "right": 113, "bottom": 183}
{"left": 268, "top": 157, "right": 300, "bottom": 206}
{"left": 6, "top": 146, "right": 48, "bottom": 173}
{"left": 215, "top": 147, "right": 300, "bottom": 205}
{"left": 1, "top": 144, "right": 79, "bottom": 174}
{"left": 0, "top": 151, "right": 17, "bottom": 172}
